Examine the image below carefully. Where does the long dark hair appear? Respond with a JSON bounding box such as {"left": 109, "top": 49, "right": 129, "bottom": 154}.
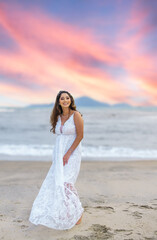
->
{"left": 50, "top": 90, "right": 79, "bottom": 133}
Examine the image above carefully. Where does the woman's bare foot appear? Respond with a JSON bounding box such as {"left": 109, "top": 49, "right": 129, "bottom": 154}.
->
{"left": 76, "top": 215, "right": 82, "bottom": 225}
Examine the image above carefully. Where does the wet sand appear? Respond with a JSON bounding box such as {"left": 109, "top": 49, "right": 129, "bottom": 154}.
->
{"left": 0, "top": 160, "right": 157, "bottom": 240}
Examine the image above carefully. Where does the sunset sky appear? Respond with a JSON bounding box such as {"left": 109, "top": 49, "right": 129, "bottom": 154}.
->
{"left": 0, "top": 0, "right": 156, "bottom": 107}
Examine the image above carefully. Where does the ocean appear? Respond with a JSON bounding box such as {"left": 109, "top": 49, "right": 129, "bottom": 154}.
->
{"left": 0, "top": 106, "right": 157, "bottom": 161}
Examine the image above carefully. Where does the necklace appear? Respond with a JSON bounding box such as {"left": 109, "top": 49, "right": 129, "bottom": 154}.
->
{"left": 62, "top": 113, "right": 69, "bottom": 117}
{"left": 61, "top": 110, "right": 70, "bottom": 118}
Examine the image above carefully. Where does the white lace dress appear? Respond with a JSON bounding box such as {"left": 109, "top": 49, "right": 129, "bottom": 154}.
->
{"left": 29, "top": 112, "right": 84, "bottom": 230}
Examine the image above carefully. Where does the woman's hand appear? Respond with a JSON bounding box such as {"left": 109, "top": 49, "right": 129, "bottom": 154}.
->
{"left": 63, "top": 150, "right": 72, "bottom": 166}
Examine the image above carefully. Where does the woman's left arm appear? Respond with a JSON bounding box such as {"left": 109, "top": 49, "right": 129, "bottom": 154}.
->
{"left": 63, "top": 111, "right": 84, "bottom": 165}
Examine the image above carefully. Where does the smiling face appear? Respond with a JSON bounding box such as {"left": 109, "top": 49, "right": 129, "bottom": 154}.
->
{"left": 59, "top": 92, "right": 71, "bottom": 109}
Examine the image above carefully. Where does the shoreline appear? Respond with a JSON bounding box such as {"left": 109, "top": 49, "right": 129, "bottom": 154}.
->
{"left": 1, "top": 157, "right": 157, "bottom": 162}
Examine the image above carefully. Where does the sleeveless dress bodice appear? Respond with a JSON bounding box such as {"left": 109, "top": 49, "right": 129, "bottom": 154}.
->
{"left": 29, "top": 112, "right": 84, "bottom": 230}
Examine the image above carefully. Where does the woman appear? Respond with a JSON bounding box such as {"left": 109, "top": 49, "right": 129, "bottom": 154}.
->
{"left": 29, "top": 90, "right": 84, "bottom": 230}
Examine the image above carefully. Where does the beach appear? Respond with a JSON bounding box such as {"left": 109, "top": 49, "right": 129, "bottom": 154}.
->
{"left": 0, "top": 160, "right": 157, "bottom": 240}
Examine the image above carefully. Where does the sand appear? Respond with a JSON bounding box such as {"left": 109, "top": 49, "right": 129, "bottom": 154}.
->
{"left": 0, "top": 160, "right": 157, "bottom": 240}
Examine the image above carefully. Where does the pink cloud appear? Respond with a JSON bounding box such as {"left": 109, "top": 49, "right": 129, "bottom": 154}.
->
{"left": 114, "top": 3, "right": 157, "bottom": 106}
{"left": 0, "top": 2, "right": 156, "bottom": 106}
{"left": 0, "top": 3, "right": 125, "bottom": 104}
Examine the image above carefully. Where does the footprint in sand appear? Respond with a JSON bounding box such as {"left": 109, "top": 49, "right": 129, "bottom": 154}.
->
{"left": 114, "top": 228, "right": 133, "bottom": 237}
{"left": 139, "top": 205, "right": 154, "bottom": 210}
{"left": 127, "top": 202, "right": 156, "bottom": 210}
{"left": 13, "top": 218, "right": 23, "bottom": 223}
{"left": 84, "top": 205, "right": 114, "bottom": 215}
{"left": 130, "top": 203, "right": 138, "bottom": 207}
{"left": 59, "top": 224, "right": 114, "bottom": 240}
{"left": 89, "top": 224, "right": 114, "bottom": 240}
{"left": 94, "top": 206, "right": 115, "bottom": 213}
{"left": 144, "top": 237, "right": 157, "bottom": 240}
{"left": 21, "top": 224, "right": 29, "bottom": 230}
{"left": 83, "top": 206, "right": 92, "bottom": 214}
{"left": 122, "top": 209, "right": 129, "bottom": 212}
{"left": 132, "top": 211, "right": 143, "bottom": 219}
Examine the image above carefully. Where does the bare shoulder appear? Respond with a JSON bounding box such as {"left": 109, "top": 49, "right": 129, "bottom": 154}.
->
{"left": 73, "top": 111, "right": 84, "bottom": 135}
{"left": 73, "top": 111, "right": 83, "bottom": 124}
{"left": 73, "top": 110, "right": 83, "bottom": 119}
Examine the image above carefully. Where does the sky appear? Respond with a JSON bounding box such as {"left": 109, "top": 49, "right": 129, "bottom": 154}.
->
{"left": 0, "top": 0, "right": 156, "bottom": 107}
